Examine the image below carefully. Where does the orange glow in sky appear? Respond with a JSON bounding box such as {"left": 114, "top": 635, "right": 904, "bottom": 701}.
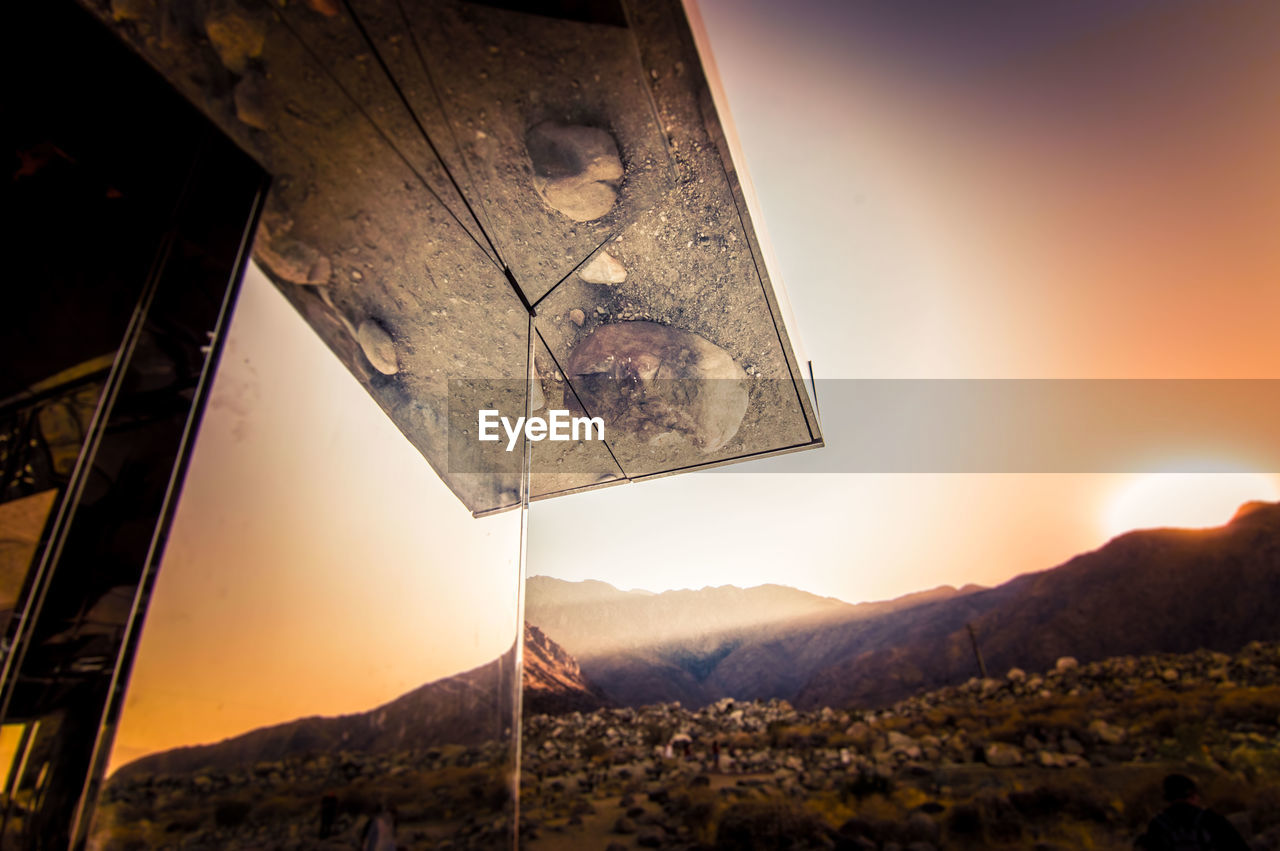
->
{"left": 1104, "top": 472, "right": 1280, "bottom": 540}
{"left": 106, "top": 268, "right": 521, "bottom": 774}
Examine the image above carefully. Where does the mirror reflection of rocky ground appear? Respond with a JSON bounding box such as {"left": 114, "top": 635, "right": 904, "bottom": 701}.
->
{"left": 515, "top": 501, "right": 1280, "bottom": 850}
{"left": 85, "top": 502, "right": 1280, "bottom": 848}
{"left": 520, "top": 642, "right": 1279, "bottom": 851}
{"left": 88, "top": 655, "right": 520, "bottom": 849}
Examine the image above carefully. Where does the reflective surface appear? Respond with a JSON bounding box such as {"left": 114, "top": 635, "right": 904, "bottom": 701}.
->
{"left": 9, "top": 1, "right": 827, "bottom": 846}
{"left": 75, "top": 0, "right": 822, "bottom": 516}
{"left": 86, "top": 270, "right": 529, "bottom": 849}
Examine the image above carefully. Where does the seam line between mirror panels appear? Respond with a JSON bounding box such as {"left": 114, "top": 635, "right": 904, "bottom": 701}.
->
{"left": 528, "top": 230, "right": 623, "bottom": 315}
{"left": 391, "top": 0, "right": 506, "bottom": 266}
{"left": 512, "top": 313, "right": 535, "bottom": 849}
{"left": 259, "top": 0, "right": 505, "bottom": 272}
{"left": 532, "top": 325, "right": 630, "bottom": 480}
{"left": 338, "top": 0, "right": 507, "bottom": 268}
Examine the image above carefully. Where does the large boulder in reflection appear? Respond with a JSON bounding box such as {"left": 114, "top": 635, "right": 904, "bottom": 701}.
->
{"left": 526, "top": 121, "right": 623, "bottom": 222}
{"left": 566, "top": 322, "right": 748, "bottom": 453}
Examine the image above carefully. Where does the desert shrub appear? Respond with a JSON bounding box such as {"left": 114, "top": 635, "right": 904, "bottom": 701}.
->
{"left": 469, "top": 773, "right": 510, "bottom": 811}
{"left": 161, "top": 812, "right": 203, "bottom": 833}
{"left": 212, "top": 799, "right": 251, "bottom": 829}
{"left": 338, "top": 786, "right": 377, "bottom": 817}
{"left": 980, "top": 794, "right": 1025, "bottom": 844}
{"left": 838, "top": 773, "right": 892, "bottom": 802}
{"left": 714, "top": 799, "right": 832, "bottom": 850}
{"left": 1199, "top": 772, "right": 1252, "bottom": 815}
{"left": 768, "top": 723, "right": 820, "bottom": 749}
{"left": 1222, "top": 743, "right": 1280, "bottom": 781}
{"left": 923, "top": 708, "right": 958, "bottom": 728}
{"left": 987, "top": 709, "right": 1029, "bottom": 743}
{"left": 800, "top": 791, "right": 856, "bottom": 830}
{"left": 397, "top": 801, "right": 444, "bottom": 822}
{"left": 1144, "top": 706, "right": 1201, "bottom": 739}
{"left": 1245, "top": 782, "right": 1280, "bottom": 833}
{"left": 944, "top": 793, "right": 1024, "bottom": 846}
{"left": 1216, "top": 686, "right": 1280, "bottom": 726}
{"left": 876, "top": 716, "right": 914, "bottom": 734}
{"left": 108, "top": 796, "right": 161, "bottom": 826}
{"left": 668, "top": 788, "right": 718, "bottom": 839}
{"left": 825, "top": 732, "right": 856, "bottom": 749}
{"left": 98, "top": 838, "right": 151, "bottom": 851}
{"left": 851, "top": 791, "right": 906, "bottom": 828}
{"left": 1127, "top": 681, "right": 1184, "bottom": 713}
{"left": 1117, "top": 769, "right": 1177, "bottom": 831}
{"left": 1008, "top": 782, "right": 1113, "bottom": 824}
{"left": 835, "top": 816, "right": 878, "bottom": 845}
{"left": 252, "top": 794, "right": 307, "bottom": 825}
{"left": 643, "top": 722, "right": 671, "bottom": 748}
{"left": 946, "top": 802, "right": 984, "bottom": 837}
{"left": 1151, "top": 716, "right": 1208, "bottom": 760}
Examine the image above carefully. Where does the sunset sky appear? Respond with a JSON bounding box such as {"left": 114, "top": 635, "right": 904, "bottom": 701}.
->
{"left": 108, "top": 0, "right": 1280, "bottom": 771}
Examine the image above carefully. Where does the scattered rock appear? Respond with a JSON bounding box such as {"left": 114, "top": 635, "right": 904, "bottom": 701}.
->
{"left": 636, "top": 827, "right": 664, "bottom": 847}
{"left": 568, "top": 308, "right": 585, "bottom": 327}
{"left": 254, "top": 236, "right": 331, "bottom": 285}
{"left": 1088, "top": 718, "right": 1127, "bottom": 745}
{"left": 526, "top": 121, "right": 623, "bottom": 222}
{"left": 983, "top": 742, "right": 1023, "bottom": 767}
{"left": 613, "top": 816, "right": 636, "bottom": 835}
{"left": 204, "top": 5, "right": 266, "bottom": 74}
{"left": 306, "top": 0, "right": 340, "bottom": 15}
{"left": 578, "top": 251, "right": 628, "bottom": 284}
{"left": 111, "top": 0, "right": 152, "bottom": 23}
{"left": 1055, "top": 657, "right": 1079, "bottom": 673}
{"left": 233, "top": 72, "right": 269, "bottom": 130}
{"left": 356, "top": 320, "right": 399, "bottom": 375}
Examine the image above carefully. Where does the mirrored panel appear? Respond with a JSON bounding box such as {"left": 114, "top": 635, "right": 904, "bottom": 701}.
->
{"left": 2, "top": 3, "right": 269, "bottom": 845}
{"left": 78, "top": 0, "right": 822, "bottom": 517}
{"left": 85, "top": 268, "right": 528, "bottom": 849}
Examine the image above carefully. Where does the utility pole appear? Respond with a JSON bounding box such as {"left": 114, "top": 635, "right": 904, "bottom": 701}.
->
{"left": 966, "top": 622, "right": 988, "bottom": 679}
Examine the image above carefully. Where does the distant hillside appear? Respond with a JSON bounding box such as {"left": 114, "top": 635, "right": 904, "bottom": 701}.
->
{"left": 796, "top": 500, "right": 1280, "bottom": 708}
{"left": 525, "top": 576, "right": 979, "bottom": 706}
{"left": 115, "top": 624, "right": 603, "bottom": 779}
{"left": 525, "top": 579, "right": 858, "bottom": 657}
{"left": 523, "top": 623, "right": 611, "bottom": 716}
{"left": 527, "top": 502, "right": 1280, "bottom": 711}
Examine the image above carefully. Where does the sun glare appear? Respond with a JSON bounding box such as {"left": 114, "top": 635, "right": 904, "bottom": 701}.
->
{"left": 1104, "top": 472, "right": 1279, "bottom": 539}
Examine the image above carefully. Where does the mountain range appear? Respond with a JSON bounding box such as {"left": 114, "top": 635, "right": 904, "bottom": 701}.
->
{"left": 114, "top": 623, "right": 597, "bottom": 779}
{"left": 527, "top": 500, "right": 1280, "bottom": 710}
{"left": 118, "top": 501, "right": 1280, "bottom": 778}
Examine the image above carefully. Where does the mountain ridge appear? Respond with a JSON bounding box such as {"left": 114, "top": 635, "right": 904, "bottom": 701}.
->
{"left": 526, "top": 502, "right": 1280, "bottom": 711}
{"left": 114, "top": 623, "right": 603, "bottom": 780}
